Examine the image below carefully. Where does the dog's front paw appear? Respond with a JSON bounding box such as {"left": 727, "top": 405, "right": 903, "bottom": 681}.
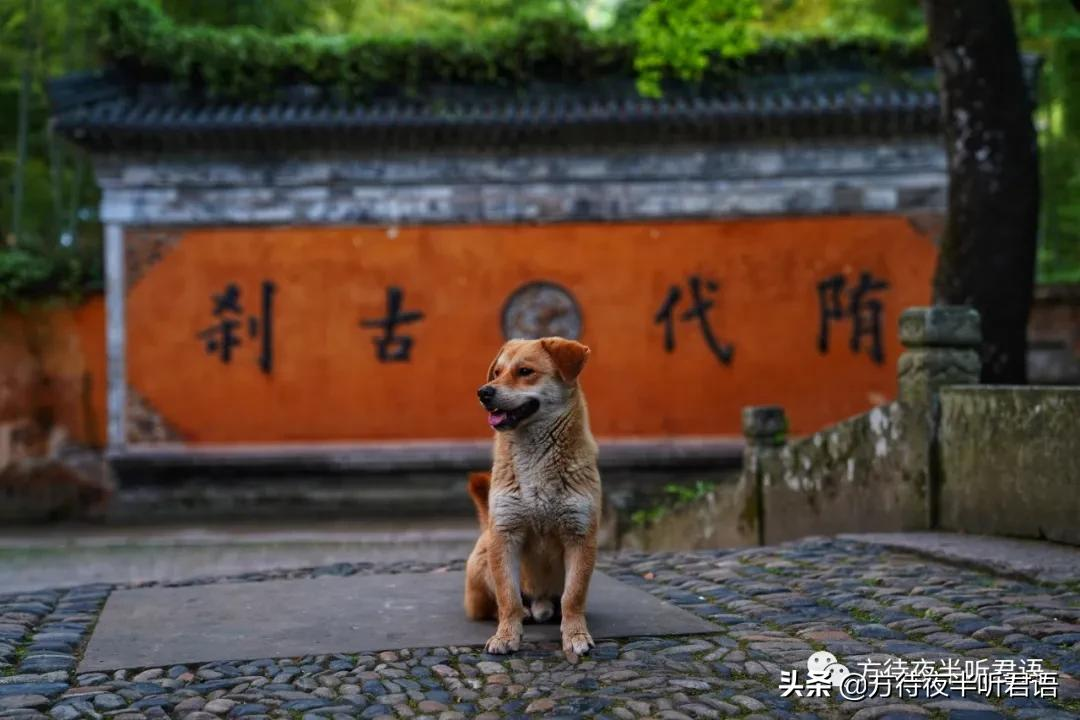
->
{"left": 485, "top": 625, "right": 522, "bottom": 654}
{"left": 561, "top": 627, "right": 594, "bottom": 659}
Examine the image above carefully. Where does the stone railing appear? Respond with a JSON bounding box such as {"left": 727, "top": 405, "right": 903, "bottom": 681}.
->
{"left": 604, "top": 304, "right": 1078, "bottom": 551}
{"left": 740, "top": 304, "right": 1080, "bottom": 546}
{"left": 741, "top": 306, "right": 983, "bottom": 545}
{"left": 614, "top": 304, "right": 1078, "bottom": 551}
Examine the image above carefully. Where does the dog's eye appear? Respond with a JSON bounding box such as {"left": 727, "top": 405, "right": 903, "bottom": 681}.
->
{"left": 517, "top": 367, "right": 534, "bottom": 377}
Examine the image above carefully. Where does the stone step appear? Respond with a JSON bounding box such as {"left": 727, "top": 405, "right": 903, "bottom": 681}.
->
{"left": 106, "top": 438, "right": 743, "bottom": 523}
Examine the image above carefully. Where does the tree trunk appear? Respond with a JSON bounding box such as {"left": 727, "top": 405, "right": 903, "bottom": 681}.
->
{"left": 922, "top": 0, "right": 1039, "bottom": 384}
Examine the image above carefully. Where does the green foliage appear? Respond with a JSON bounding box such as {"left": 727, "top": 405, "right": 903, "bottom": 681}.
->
{"left": 95, "top": 0, "right": 629, "bottom": 100}
{"left": 632, "top": 0, "right": 762, "bottom": 97}
{"left": 758, "top": 0, "right": 925, "bottom": 44}
{"left": 160, "top": 0, "right": 322, "bottom": 34}
{"left": 92, "top": 0, "right": 928, "bottom": 102}
{"left": 663, "top": 479, "right": 716, "bottom": 504}
{"left": 630, "top": 479, "right": 716, "bottom": 527}
{"left": 1, "top": 0, "right": 101, "bottom": 303}
{"left": 319, "top": 0, "right": 594, "bottom": 37}
{"left": 630, "top": 506, "right": 667, "bottom": 527}
{"left": 0, "top": 243, "right": 102, "bottom": 305}
{"left": 1014, "top": 0, "right": 1080, "bottom": 284}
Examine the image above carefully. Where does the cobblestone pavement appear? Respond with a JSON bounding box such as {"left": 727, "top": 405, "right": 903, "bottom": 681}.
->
{"left": 1, "top": 538, "right": 1078, "bottom": 720}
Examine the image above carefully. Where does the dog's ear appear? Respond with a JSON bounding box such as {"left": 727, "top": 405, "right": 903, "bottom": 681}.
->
{"left": 485, "top": 345, "right": 505, "bottom": 382}
{"left": 541, "top": 337, "right": 590, "bottom": 383}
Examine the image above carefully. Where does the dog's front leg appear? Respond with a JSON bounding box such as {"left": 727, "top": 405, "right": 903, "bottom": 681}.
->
{"left": 560, "top": 535, "right": 597, "bottom": 658}
{"left": 485, "top": 529, "right": 526, "bottom": 654}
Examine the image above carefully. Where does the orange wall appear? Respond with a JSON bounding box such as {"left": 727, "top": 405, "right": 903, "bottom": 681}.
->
{"left": 127, "top": 217, "right": 936, "bottom": 443}
{"left": 0, "top": 296, "right": 107, "bottom": 448}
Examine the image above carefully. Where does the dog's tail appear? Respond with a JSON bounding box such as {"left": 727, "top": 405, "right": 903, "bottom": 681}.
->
{"left": 467, "top": 471, "right": 491, "bottom": 527}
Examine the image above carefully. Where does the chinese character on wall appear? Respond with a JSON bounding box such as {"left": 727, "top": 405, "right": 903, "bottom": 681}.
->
{"left": 196, "top": 280, "right": 276, "bottom": 373}
{"left": 359, "top": 286, "right": 425, "bottom": 362}
{"left": 654, "top": 275, "right": 735, "bottom": 365}
{"left": 817, "top": 271, "right": 889, "bottom": 365}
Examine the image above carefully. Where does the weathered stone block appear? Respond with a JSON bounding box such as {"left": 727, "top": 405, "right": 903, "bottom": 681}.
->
{"left": 938, "top": 386, "right": 1080, "bottom": 545}
{"left": 752, "top": 402, "right": 926, "bottom": 543}
{"left": 899, "top": 306, "right": 981, "bottom": 348}
{"left": 741, "top": 405, "right": 787, "bottom": 445}
{"left": 897, "top": 348, "right": 982, "bottom": 407}
{"left": 897, "top": 306, "right": 982, "bottom": 409}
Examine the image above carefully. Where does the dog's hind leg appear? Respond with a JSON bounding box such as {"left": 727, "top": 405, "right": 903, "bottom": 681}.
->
{"left": 465, "top": 549, "right": 497, "bottom": 621}
{"left": 465, "top": 568, "right": 497, "bottom": 620}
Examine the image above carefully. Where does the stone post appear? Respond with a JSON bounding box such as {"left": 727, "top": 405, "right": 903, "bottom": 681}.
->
{"left": 741, "top": 405, "right": 788, "bottom": 546}
{"left": 898, "top": 306, "right": 982, "bottom": 406}
{"left": 896, "top": 306, "right": 982, "bottom": 528}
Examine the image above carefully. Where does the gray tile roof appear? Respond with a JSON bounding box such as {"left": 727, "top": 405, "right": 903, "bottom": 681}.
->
{"left": 49, "top": 69, "right": 945, "bottom": 152}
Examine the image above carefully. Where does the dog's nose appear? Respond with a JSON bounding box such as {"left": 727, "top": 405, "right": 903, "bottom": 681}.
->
{"left": 477, "top": 385, "right": 495, "bottom": 403}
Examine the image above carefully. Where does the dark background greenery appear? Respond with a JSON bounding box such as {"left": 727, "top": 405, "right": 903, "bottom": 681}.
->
{"left": 1, "top": 0, "right": 1077, "bottom": 302}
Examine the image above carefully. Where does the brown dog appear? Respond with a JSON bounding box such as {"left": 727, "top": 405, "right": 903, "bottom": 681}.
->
{"left": 464, "top": 337, "right": 601, "bottom": 658}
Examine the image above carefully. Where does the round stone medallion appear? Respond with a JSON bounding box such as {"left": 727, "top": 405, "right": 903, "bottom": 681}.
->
{"left": 501, "top": 281, "right": 583, "bottom": 341}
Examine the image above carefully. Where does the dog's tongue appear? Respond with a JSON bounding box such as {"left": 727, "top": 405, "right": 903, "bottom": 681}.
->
{"left": 487, "top": 411, "right": 507, "bottom": 428}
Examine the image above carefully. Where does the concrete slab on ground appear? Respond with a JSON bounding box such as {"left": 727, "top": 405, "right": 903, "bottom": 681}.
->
{"left": 79, "top": 571, "right": 717, "bottom": 671}
{"left": 840, "top": 531, "right": 1080, "bottom": 584}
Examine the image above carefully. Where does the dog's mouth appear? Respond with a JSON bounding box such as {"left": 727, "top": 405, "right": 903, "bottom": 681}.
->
{"left": 485, "top": 398, "right": 540, "bottom": 431}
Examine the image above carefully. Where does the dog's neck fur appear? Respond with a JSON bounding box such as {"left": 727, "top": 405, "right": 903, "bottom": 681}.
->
{"left": 498, "top": 386, "right": 596, "bottom": 478}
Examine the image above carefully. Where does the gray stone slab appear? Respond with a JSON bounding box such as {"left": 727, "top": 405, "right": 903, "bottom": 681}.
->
{"left": 841, "top": 531, "right": 1080, "bottom": 584}
{"left": 79, "top": 571, "right": 717, "bottom": 671}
